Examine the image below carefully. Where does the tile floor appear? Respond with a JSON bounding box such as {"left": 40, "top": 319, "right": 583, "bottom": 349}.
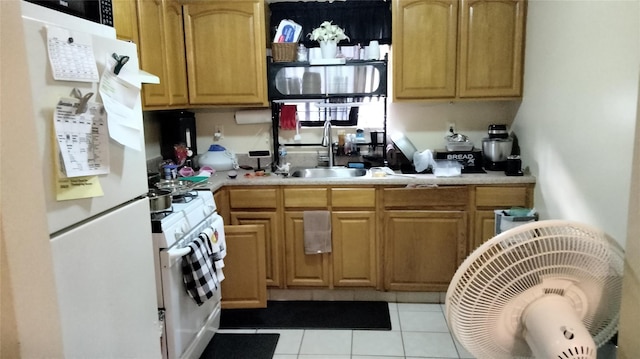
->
{"left": 217, "top": 301, "right": 619, "bottom": 359}
{"left": 217, "top": 302, "right": 474, "bottom": 359}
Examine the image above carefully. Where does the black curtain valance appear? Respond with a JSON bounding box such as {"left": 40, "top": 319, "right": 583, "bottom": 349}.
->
{"left": 269, "top": 0, "right": 392, "bottom": 48}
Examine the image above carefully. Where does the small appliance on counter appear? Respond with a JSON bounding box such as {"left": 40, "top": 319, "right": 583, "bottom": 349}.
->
{"left": 482, "top": 124, "right": 513, "bottom": 171}
{"left": 159, "top": 110, "right": 197, "bottom": 164}
{"left": 505, "top": 155, "right": 524, "bottom": 176}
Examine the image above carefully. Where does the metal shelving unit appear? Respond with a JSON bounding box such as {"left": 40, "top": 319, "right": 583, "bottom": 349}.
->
{"left": 267, "top": 56, "right": 388, "bottom": 170}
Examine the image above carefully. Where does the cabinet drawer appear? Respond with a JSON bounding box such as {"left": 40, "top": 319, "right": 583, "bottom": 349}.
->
{"left": 475, "top": 186, "right": 530, "bottom": 207}
{"left": 383, "top": 186, "right": 468, "bottom": 208}
{"left": 284, "top": 188, "right": 328, "bottom": 208}
{"left": 331, "top": 188, "right": 376, "bottom": 208}
{"left": 229, "top": 188, "right": 277, "bottom": 209}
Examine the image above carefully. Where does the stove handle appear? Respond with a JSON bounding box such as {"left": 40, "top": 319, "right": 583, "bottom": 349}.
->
{"left": 168, "top": 247, "right": 191, "bottom": 260}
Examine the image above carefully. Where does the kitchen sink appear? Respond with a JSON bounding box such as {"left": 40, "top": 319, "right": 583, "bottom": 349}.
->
{"left": 290, "top": 167, "right": 368, "bottom": 178}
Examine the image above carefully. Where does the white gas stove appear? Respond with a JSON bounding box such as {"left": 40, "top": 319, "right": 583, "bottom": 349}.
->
{"left": 150, "top": 190, "right": 225, "bottom": 359}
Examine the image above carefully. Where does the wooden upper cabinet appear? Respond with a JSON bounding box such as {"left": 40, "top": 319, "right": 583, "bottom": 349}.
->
{"left": 458, "top": 0, "right": 526, "bottom": 98}
{"left": 393, "top": 0, "right": 458, "bottom": 100}
{"left": 136, "top": 0, "right": 188, "bottom": 108}
{"left": 392, "top": 0, "right": 526, "bottom": 100}
{"left": 183, "top": 1, "right": 268, "bottom": 106}
{"left": 113, "top": 0, "right": 139, "bottom": 44}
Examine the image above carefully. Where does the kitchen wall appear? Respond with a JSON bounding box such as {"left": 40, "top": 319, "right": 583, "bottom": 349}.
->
{"left": 513, "top": 3, "right": 639, "bottom": 354}
{"left": 512, "top": 0, "right": 639, "bottom": 248}
{"left": 182, "top": 100, "right": 520, "bottom": 157}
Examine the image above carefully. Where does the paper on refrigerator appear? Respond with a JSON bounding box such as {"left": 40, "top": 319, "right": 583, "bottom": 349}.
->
{"left": 98, "top": 55, "right": 143, "bottom": 151}
{"left": 53, "top": 97, "right": 107, "bottom": 200}
{"left": 46, "top": 25, "right": 100, "bottom": 82}
{"left": 54, "top": 97, "right": 110, "bottom": 177}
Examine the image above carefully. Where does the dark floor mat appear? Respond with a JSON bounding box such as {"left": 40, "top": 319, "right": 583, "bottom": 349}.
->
{"left": 220, "top": 300, "right": 391, "bottom": 330}
{"left": 199, "top": 333, "right": 279, "bottom": 359}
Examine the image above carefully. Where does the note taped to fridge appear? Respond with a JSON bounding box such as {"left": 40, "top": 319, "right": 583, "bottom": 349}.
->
{"left": 46, "top": 25, "right": 100, "bottom": 82}
{"left": 99, "top": 56, "right": 143, "bottom": 151}
{"left": 54, "top": 97, "right": 110, "bottom": 178}
{"left": 56, "top": 176, "right": 104, "bottom": 201}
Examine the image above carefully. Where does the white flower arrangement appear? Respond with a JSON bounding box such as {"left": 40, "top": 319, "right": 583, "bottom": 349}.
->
{"left": 308, "top": 21, "right": 350, "bottom": 43}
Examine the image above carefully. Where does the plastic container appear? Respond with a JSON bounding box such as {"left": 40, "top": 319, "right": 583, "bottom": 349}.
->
{"left": 433, "top": 160, "right": 462, "bottom": 177}
{"left": 197, "top": 145, "right": 236, "bottom": 171}
{"left": 494, "top": 208, "right": 538, "bottom": 235}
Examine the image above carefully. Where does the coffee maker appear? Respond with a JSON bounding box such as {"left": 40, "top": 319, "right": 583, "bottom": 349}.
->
{"left": 159, "top": 110, "right": 197, "bottom": 164}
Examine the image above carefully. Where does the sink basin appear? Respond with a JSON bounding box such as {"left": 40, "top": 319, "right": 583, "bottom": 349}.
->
{"left": 290, "top": 168, "right": 368, "bottom": 178}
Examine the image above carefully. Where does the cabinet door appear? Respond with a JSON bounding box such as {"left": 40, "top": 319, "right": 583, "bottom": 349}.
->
{"left": 231, "top": 212, "right": 283, "bottom": 288}
{"left": 472, "top": 209, "right": 496, "bottom": 252}
{"left": 471, "top": 185, "right": 533, "bottom": 252}
{"left": 137, "top": 0, "right": 188, "bottom": 107}
{"left": 183, "top": 1, "right": 268, "bottom": 106}
{"left": 392, "top": 0, "right": 458, "bottom": 100}
{"left": 113, "top": 0, "right": 139, "bottom": 44}
{"left": 284, "top": 211, "right": 331, "bottom": 287}
{"left": 384, "top": 210, "right": 467, "bottom": 291}
{"left": 221, "top": 225, "right": 267, "bottom": 309}
{"left": 458, "top": 0, "right": 526, "bottom": 97}
{"left": 332, "top": 211, "right": 377, "bottom": 287}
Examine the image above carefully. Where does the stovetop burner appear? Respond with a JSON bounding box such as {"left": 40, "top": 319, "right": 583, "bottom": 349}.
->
{"left": 150, "top": 209, "right": 174, "bottom": 221}
{"left": 172, "top": 190, "right": 198, "bottom": 203}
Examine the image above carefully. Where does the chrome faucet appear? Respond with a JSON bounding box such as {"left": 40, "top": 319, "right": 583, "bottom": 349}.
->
{"left": 322, "top": 119, "right": 334, "bottom": 167}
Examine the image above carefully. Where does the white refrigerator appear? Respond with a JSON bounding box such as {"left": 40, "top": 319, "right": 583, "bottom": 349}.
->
{"left": 20, "top": 2, "right": 161, "bottom": 357}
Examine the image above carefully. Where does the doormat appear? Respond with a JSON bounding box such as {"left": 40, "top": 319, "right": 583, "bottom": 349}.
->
{"left": 220, "top": 300, "right": 391, "bottom": 330}
{"left": 199, "top": 333, "right": 279, "bottom": 359}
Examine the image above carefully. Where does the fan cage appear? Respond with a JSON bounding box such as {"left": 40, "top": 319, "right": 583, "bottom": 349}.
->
{"left": 445, "top": 220, "right": 624, "bottom": 359}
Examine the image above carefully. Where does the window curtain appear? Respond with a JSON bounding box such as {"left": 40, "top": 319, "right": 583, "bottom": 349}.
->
{"left": 269, "top": 0, "right": 392, "bottom": 48}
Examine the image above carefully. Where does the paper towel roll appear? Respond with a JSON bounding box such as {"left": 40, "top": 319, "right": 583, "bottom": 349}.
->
{"left": 234, "top": 109, "right": 272, "bottom": 125}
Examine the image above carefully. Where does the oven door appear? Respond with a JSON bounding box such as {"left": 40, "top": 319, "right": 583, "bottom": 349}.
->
{"left": 159, "top": 213, "right": 224, "bottom": 359}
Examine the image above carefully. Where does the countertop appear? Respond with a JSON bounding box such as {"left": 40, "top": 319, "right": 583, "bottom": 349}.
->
{"left": 195, "top": 168, "right": 536, "bottom": 192}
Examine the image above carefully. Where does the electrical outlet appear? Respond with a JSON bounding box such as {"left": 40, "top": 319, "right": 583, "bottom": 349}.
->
{"left": 214, "top": 125, "right": 223, "bottom": 141}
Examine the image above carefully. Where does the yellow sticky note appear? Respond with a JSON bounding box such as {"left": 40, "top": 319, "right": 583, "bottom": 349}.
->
{"left": 56, "top": 176, "right": 104, "bottom": 201}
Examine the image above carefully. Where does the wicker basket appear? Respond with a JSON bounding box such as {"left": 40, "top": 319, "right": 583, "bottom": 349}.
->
{"left": 272, "top": 42, "right": 298, "bottom": 62}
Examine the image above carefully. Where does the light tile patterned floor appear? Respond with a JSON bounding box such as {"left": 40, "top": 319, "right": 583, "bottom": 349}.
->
{"left": 216, "top": 302, "right": 618, "bottom": 359}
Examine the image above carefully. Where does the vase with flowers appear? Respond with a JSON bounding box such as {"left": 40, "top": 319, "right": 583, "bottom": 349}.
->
{"left": 308, "top": 21, "right": 349, "bottom": 59}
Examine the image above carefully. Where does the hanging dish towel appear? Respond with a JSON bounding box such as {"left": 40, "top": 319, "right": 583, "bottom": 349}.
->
{"left": 279, "top": 105, "right": 297, "bottom": 130}
{"left": 303, "top": 210, "right": 332, "bottom": 254}
{"left": 201, "top": 225, "right": 226, "bottom": 283}
{"left": 181, "top": 236, "right": 218, "bottom": 306}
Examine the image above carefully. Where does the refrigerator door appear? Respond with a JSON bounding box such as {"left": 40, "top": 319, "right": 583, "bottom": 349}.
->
{"left": 22, "top": 13, "right": 148, "bottom": 234}
{"left": 50, "top": 198, "right": 161, "bottom": 358}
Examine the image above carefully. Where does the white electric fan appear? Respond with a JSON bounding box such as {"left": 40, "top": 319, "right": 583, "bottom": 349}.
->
{"left": 445, "top": 220, "right": 624, "bottom": 359}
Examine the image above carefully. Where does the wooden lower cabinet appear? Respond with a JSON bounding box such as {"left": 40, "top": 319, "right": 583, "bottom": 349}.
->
{"left": 332, "top": 211, "right": 377, "bottom": 287}
{"left": 214, "top": 183, "right": 533, "bottom": 295}
{"left": 230, "top": 211, "right": 282, "bottom": 288}
{"left": 221, "top": 225, "right": 266, "bottom": 309}
{"left": 283, "top": 211, "right": 331, "bottom": 287}
{"left": 471, "top": 185, "right": 534, "bottom": 252}
{"left": 384, "top": 210, "right": 467, "bottom": 291}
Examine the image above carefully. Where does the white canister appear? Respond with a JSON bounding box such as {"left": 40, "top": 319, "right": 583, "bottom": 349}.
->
{"left": 197, "top": 145, "right": 237, "bottom": 171}
{"left": 365, "top": 40, "right": 380, "bottom": 60}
